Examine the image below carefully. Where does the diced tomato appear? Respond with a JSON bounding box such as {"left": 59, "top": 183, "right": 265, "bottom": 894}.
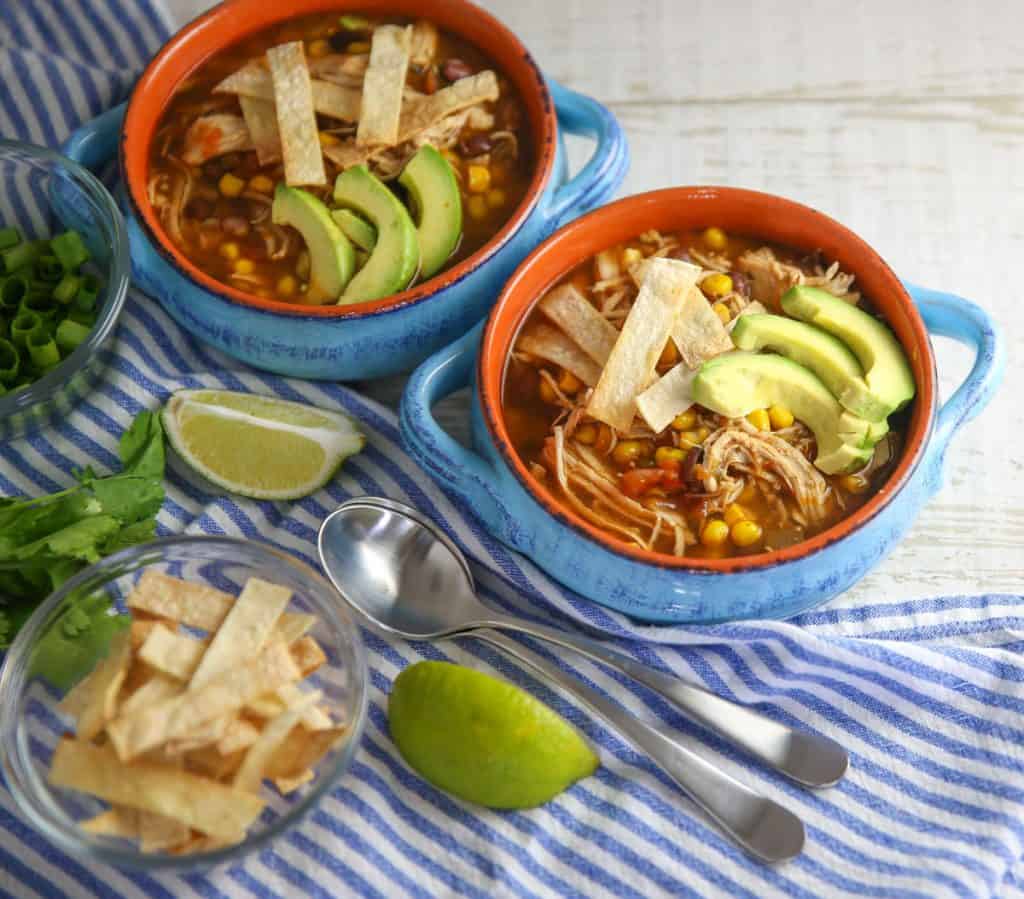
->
{"left": 656, "top": 458, "right": 682, "bottom": 473}
{"left": 660, "top": 470, "right": 682, "bottom": 492}
{"left": 621, "top": 468, "right": 664, "bottom": 498}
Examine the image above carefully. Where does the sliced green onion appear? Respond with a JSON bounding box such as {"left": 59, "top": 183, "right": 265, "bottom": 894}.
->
{"left": 10, "top": 311, "right": 42, "bottom": 348}
{"left": 75, "top": 273, "right": 100, "bottom": 311}
{"left": 67, "top": 306, "right": 96, "bottom": 328}
{"left": 0, "top": 338, "right": 20, "bottom": 383}
{"left": 34, "top": 254, "right": 64, "bottom": 283}
{"left": 21, "top": 292, "right": 56, "bottom": 320}
{"left": 0, "top": 273, "right": 28, "bottom": 312}
{"left": 55, "top": 318, "right": 92, "bottom": 354}
{"left": 52, "top": 273, "right": 81, "bottom": 305}
{"left": 2, "top": 239, "right": 45, "bottom": 274}
{"left": 0, "top": 227, "right": 20, "bottom": 251}
{"left": 27, "top": 331, "right": 59, "bottom": 370}
{"left": 49, "top": 230, "right": 90, "bottom": 271}
{"left": 339, "top": 13, "right": 370, "bottom": 29}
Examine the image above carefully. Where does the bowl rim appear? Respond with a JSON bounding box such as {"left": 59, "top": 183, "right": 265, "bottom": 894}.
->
{"left": 0, "top": 140, "right": 129, "bottom": 420}
{"left": 120, "top": 0, "right": 558, "bottom": 321}
{"left": 0, "top": 534, "right": 369, "bottom": 871}
{"left": 477, "top": 185, "right": 938, "bottom": 573}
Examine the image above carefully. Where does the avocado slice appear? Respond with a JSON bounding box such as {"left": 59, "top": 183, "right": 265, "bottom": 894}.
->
{"left": 333, "top": 165, "right": 419, "bottom": 304}
{"left": 693, "top": 352, "right": 873, "bottom": 474}
{"left": 781, "top": 286, "right": 915, "bottom": 417}
{"left": 331, "top": 208, "right": 377, "bottom": 252}
{"left": 398, "top": 145, "right": 462, "bottom": 280}
{"left": 272, "top": 185, "right": 355, "bottom": 303}
{"left": 731, "top": 313, "right": 890, "bottom": 422}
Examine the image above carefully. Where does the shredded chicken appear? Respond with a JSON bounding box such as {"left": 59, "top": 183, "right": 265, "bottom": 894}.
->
{"left": 738, "top": 247, "right": 860, "bottom": 306}
{"left": 180, "top": 114, "right": 253, "bottom": 165}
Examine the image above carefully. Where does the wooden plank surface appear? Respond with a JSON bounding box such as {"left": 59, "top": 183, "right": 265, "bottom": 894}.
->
{"left": 166, "top": 0, "right": 1023, "bottom": 606}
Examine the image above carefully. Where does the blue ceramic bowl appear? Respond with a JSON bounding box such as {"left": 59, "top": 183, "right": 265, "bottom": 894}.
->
{"left": 400, "top": 187, "right": 1006, "bottom": 624}
{"left": 60, "top": 0, "right": 628, "bottom": 381}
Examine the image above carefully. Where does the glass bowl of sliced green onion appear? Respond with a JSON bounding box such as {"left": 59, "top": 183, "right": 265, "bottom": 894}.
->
{"left": 0, "top": 141, "right": 129, "bottom": 438}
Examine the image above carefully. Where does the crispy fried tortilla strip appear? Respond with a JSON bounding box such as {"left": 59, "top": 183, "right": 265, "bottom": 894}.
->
{"left": 290, "top": 636, "right": 327, "bottom": 677}
{"left": 49, "top": 739, "right": 264, "bottom": 840}
{"left": 727, "top": 300, "right": 767, "bottom": 331}
{"left": 128, "top": 571, "right": 234, "bottom": 631}
{"left": 74, "top": 630, "right": 132, "bottom": 741}
{"left": 587, "top": 258, "right": 701, "bottom": 431}
{"left": 215, "top": 64, "right": 362, "bottom": 121}
{"left": 163, "top": 714, "right": 232, "bottom": 756}
{"left": 233, "top": 690, "right": 323, "bottom": 793}
{"left": 518, "top": 324, "right": 602, "bottom": 387}
{"left": 409, "top": 20, "right": 439, "bottom": 67}
{"left": 184, "top": 746, "right": 246, "bottom": 780}
{"left": 273, "top": 770, "right": 314, "bottom": 795}
{"left": 671, "top": 286, "right": 735, "bottom": 368}
{"left": 267, "top": 41, "right": 326, "bottom": 186}
{"left": 119, "top": 673, "right": 182, "bottom": 719}
{"left": 635, "top": 363, "right": 700, "bottom": 433}
{"left": 217, "top": 718, "right": 262, "bottom": 756}
{"left": 538, "top": 284, "right": 619, "bottom": 365}
{"left": 189, "top": 577, "right": 292, "bottom": 689}
{"left": 80, "top": 805, "right": 139, "bottom": 839}
{"left": 276, "top": 612, "right": 316, "bottom": 644}
{"left": 324, "top": 70, "right": 499, "bottom": 169}
{"left": 248, "top": 683, "right": 333, "bottom": 731}
{"left": 357, "top": 25, "right": 412, "bottom": 146}
{"left": 264, "top": 725, "right": 348, "bottom": 780}
{"left": 138, "top": 625, "right": 208, "bottom": 682}
{"left": 57, "top": 666, "right": 102, "bottom": 722}
{"left": 180, "top": 114, "right": 253, "bottom": 166}
{"left": 107, "top": 641, "right": 300, "bottom": 761}
{"left": 309, "top": 53, "right": 369, "bottom": 86}
{"left": 239, "top": 96, "right": 281, "bottom": 165}
{"left": 130, "top": 619, "right": 160, "bottom": 651}
{"left": 139, "top": 809, "right": 190, "bottom": 853}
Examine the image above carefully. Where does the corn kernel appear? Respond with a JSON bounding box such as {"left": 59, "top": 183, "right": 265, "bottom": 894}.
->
{"left": 695, "top": 427, "right": 710, "bottom": 442}
{"left": 712, "top": 302, "right": 731, "bottom": 324}
{"left": 655, "top": 446, "right": 687, "bottom": 465}
{"left": 679, "top": 429, "right": 702, "bottom": 448}
{"left": 701, "top": 272, "right": 733, "bottom": 298}
{"left": 701, "top": 519, "right": 730, "bottom": 548}
{"left": 672, "top": 409, "right": 697, "bottom": 431}
{"left": 307, "top": 38, "right": 330, "bottom": 58}
{"left": 467, "top": 165, "right": 491, "bottom": 193}
{"left": 703, "top": 226, "right": 727, "bottom": 251}
{"left": 724, "top": 503, "right": 749, "bottom": 526}
{"left": 768, "top": 404, "right": 795, "bottom": 430}
{"left": 347, "top": 40, "right": 371, "bottom": 53}
{"left": 486, "top": 188, "right": 507, "bottom": 209}
{"left": 594, "top": 423, "right": 614, "bottom": 454}
{"left": 538, "top": 379, "right": 558, "bottom": 404}
{"left": 218, "top": 241, "right": 240, "bottom": 261}
{"left": 621, "top": 247, "right": 643, "bottom": 269}
{"left": 557, "top": 369, "right": 582, "bottom": 394}
{"left": 276, "top": 275, "right": 297, "bottom": 297}
{"left": 575, "top": 423, "right": 598, "bottom": 445}
{"left": 467, "top": 195, "right": 488, "bottom": 221}
{"left": 747, "top": 409, "right": 771, "bottom": 431}
{"left": 612, "top": 439, "right": 650, "bottom": 468}
{"left": 233, "top": 258, "right": 254, "bottom": 274}
{"left": 296, "top": 250, "right": 311, "bottom": 280}
{"left": 218, "top": 172, "right": 245, "bottom": 198}
{"left": 318, "top": 131, "right": 340, "bottom": 147}
{"left": 249, "top": 174, "right": 274, "bottom": 194}
{"left": 731, "top": 519, "right": 763, "bottom": 548}
{"left": 840, "top": 474, "right": 869, "bottom": 494}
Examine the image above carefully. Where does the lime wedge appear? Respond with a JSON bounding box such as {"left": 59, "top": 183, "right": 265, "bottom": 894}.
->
{"left": 388, "top": 660, "right": 599, "bottom": 809}
{"left": 162, "top": 389, "right": 364, "bottom": 500}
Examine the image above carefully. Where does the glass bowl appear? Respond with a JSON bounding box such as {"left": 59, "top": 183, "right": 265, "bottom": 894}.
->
{"left": 0, "top": 140, "right": 129, "bottom": 440}
{"left": 0, "top": 536, "right": 368, "bottom": 870}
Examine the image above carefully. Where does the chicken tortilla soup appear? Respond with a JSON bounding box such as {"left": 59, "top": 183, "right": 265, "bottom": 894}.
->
{"left": 503, "top": 228, "right": 916, "bottom": 559}
{"left": 149, "top": 12, "right": 531, "bottom": 306}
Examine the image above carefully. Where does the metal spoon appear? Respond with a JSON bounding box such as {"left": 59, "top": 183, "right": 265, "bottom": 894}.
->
{"left": 317, "top": 496, "right": 847, "bottom": 789}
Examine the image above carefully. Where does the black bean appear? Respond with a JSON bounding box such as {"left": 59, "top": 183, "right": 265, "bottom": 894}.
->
{"left": 442, "top": 58, "right": 474, "bottom": 82}
{"left": 328, "top": 30, "right": 367, "bottom": 52}
{"left": 185, "top": 198, "right": 212, "bottom": 220}
{"left": 459, "top": 133, "right": 493, "bottom": 157}
{"left": 681, "top": 446, "right": 703, "bottom": 487}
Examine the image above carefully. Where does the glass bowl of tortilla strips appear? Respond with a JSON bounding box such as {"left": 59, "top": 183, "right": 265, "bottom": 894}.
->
{"left": 0, "top": 535, "right": 368, "bottom": 869}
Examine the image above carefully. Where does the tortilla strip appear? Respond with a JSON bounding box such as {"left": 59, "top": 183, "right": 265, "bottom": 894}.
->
{"left": 130, "top": 619, "right": 160, "bottom": 651}
{"left": 636, "top": 363, "right": 701, "bottom": 433}
{"left": 163, "top": 714, "right": 232, "bottom": 756}
{"left": 291, "top": 636, "right": 327, "bottom": 677}
{"left": 215, "top": 64, "right": 363, "bottom": 121}
{"left": 672, "top": 285, "right": 735, "bottom": 368}
{"left": 180, "top": 114, "right": 253, "bottom": 166}
{"left": 518, "top": 323, "right": 602, "bottom": 387}
{"left": 357, "top": 25, "right": 413, "bottom": 146}
{"left": 49, "top": 739, "right": 264, "bottom": 840}
{"left": 273, "top": 770, "right": 314, "bottom": 795}
{"left": 184, "top": 746, "right": 246, "bottom": 781}
{"left": 309, "top": 53, "right": 369, "bottom": 86}
{"left": 139, "top": 809, "right": 190, "bottom": 853}
{"left": 138, "top": 625, "right": 208, "bottom": 681}
{"left": 74, "top": 630, "right": 132, "bottom": 742}
{"left": 189, "top": 577, "right": 292, "bottom": 689}
{"left": 264, "top": 725, "right": 348, "bottom": 779}
{"left": 57, "top": 666, "right": 102, "bottom": 721}
{"left": 239, "top": 96, "right": 281, "bottom": 165}
{"left": 266, "top": 41, "right": 326, "bottom": 186}
{"left": 409, "top": 20, "right": 439, "bottom": 67}
{"left": 128, "top": 571, "right": 234, "bottom": 631}
{"left": 587, "top": 258, "right": 701, "bottom": 431}
{"left": 106, "top": 641, "right": 300, "bottom": 761}
{"left": 276, "top": 612, "right": 316, "bottom": 644}
{"left": 324, "top": 70, "right": 499, "bottom": 169}
{"left": 727, "top": 300, "right": 767, "bottom": 332}
{"left": 217, "top": 718, "right": 262, "bottom": 756}
{"left": 119, "top": 673, "right": 182, "bottom": 719}
{"left": 538, "top": 284, "right": 619, "bottom": 365}
{"left": 233, "top": 690, "right": 323, "bottom": 794}
{"left": 81, "top": 805, "right": 139, "bottom": 838}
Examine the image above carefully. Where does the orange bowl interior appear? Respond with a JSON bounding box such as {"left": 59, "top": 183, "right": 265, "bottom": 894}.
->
{"left": 479, "top": 186, "right": 937, "bottom": 572}
{"left": 122, "top": 0, "right": 556, "bottom": 318}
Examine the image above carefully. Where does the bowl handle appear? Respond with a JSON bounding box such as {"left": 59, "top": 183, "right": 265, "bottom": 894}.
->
{"left": 540, "top": 79, "right": 630, "bottom": 231}
{"left": 61, "top": 102, "right": 125, "bottom": 170}
{"left": 909, "top": 282, "right": 1006, "bottom": 494}
{"left": 400, "top": 323, "right": 524, "bottom": 548}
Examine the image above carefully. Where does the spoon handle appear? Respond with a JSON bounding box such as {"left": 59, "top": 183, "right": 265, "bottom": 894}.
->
{"left": 482, "top": 616, "right": 847, "bottom": 788}
{"left": 476, "top": 629, "right": 804, "bottom": 863}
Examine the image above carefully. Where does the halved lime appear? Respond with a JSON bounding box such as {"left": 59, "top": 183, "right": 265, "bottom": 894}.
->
{"left": 162, "top": 389, "right": 364, "bottom": 500}
{"left": 388, "top": 660, "right": 599, "bottom": 809}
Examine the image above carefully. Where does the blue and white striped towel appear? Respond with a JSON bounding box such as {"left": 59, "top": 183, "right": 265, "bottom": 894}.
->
{"left": 2, "top": 3, "right": 1023, "bottom": 897}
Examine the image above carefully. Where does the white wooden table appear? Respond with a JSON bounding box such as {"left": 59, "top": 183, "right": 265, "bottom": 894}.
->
{"left": 166, "top": 0, "right": 1024, "bottom": 605}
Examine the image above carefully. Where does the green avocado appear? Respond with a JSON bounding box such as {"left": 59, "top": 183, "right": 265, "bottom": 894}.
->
{"left": 271, "top": 184, "right": 355, "bottom": 303}
{"left": 331, "top": 208, "right": 377, "bottom": 252}
{"left": 693, "top": 352, "right": 873, "bottom": 474}
{"left": 398, "top": 145, "right": 462, "bottom": 280}
{"left": 731, "top": 313, "right": 890, "bottom": 423}
{"left": 333, "top": 165, "right": 419, "bottom": 304}
{"left": 781, "top": 286, "right": 915, "bottom": 417}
